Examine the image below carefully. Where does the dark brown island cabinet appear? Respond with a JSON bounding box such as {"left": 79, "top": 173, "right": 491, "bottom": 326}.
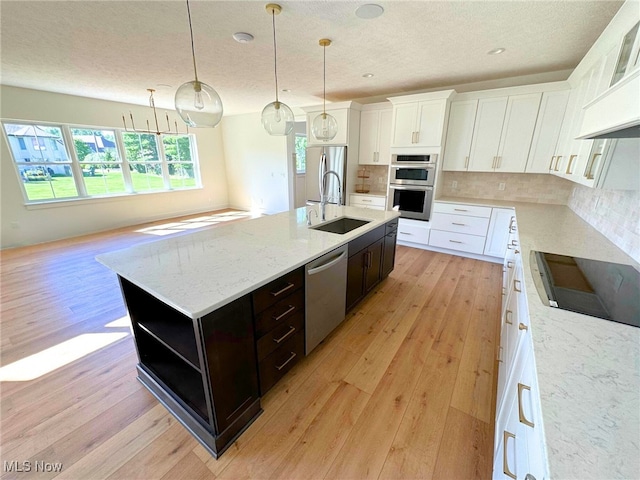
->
{"left": 117, "top": 218, "right": 398, "bottom": 458}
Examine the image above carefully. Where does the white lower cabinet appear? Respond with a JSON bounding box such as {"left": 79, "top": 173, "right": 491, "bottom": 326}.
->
{"left": 485, "top": 209, "right": 515, "bottom": 258}
{"left": 349, "top": 194, "right": 386, "bottom": 210}
{"left": 396, "top": 218, "right": 430, "bottom": 246}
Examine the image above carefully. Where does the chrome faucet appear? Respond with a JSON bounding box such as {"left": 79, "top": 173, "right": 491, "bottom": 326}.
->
{"left": 306, "top": 208, "right": 318, "bottom": 226}
{"left": 320, "top": 170, "right": 342, "bottom": 221}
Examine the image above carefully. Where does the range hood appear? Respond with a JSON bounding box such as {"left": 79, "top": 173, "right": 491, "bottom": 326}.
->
{"left": 578, "top": 69, "right": 640, "bottom": 139}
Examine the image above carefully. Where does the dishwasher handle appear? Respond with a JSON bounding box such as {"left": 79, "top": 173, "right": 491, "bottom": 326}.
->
{"left": 307, "top": 250, "right": 347, "bottom": 276}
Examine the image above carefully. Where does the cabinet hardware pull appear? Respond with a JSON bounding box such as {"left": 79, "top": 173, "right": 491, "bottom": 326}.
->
{"left": 270, "top": 282, "right": 295, "bottom": 297}
{"left": 503, "top": 431, "right": 517, "bottom": 479}
{"left": 272, "top": 305, "right": 296, "bottom": 322}
{"left": 507, "top": 261, "right": 515, "bottom": 269}
{"left": 411, "top": 132, "right": 416, "bottom": 144}
{"left": 566, "top": 154, "right": 577, "bottom": 174}
{"left": 507, "top": 243, "right": 516, "bottom": 250}
{"left": 585, "top": 153, "right": 601, "bottom": 180}
{"left": 449, "top": 240, "right": 463, "bottom": 244}
{"left": 505, "top": 310, "right": 513, "bottom": 325}
{"left": 554, "top": 156, "right": 562, "bottom": 171}
{"left": 273, "top": 325, "right": 296, "bottom": 344}
{"left": 498, "top": 346, "right": 503, "bottom": 362}
{"left": 464, "top": 156, "right": 469, "bottom": 169}
{"left": 514, "top": 279, "right": 522, "bottom": 293}
{"left": 415, "top": 131, "right": 419, "bottom": 143}
{"left": 399, "top": 231, "right": 412, "bottom": 235}
{"left": 367, "top": 251, "right": 373, "bottom": 268}
{"left": 453, "top": 208, "right": 468, "bottom": 212}
{"left": 491, "top": 156, "right": 496, "bottom": 169}
{"left": 517, "top": 383, "right": 535, "bottom": 427}
{"left": 549, "top": 156, "right": 556, "bottom": 171}
{"left": 497, "top": 156, "right": 502, "bottom": 169}
{"left": 511, "top": 240, "right": 518, "bottom": 247}
{"left": 451, "top": 222, "right": 466, "bottom": 226}
{"left": 362, "top": 199, "right": 372, "bottom": 202}
{"left": 276, "top": 351, "right": 297, "bottom": 371}
{"left": 518, "top": 322, "right": 528, "bottom": 331}
{"left": 502, "top": 287, "right": 506, "bottom": 296}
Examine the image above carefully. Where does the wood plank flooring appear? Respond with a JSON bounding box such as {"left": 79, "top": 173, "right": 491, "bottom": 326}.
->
{"left": 0, "top": 210, "right": 503, "bottom": 479}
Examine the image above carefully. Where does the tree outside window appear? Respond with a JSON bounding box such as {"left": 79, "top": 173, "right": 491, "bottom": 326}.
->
{"left": 295, "top": 135, "right": 307, "bottom": 174}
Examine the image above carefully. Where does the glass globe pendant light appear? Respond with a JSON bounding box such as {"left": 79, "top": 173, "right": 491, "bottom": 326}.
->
{"left": 175, "top": 0, "right": 223, "bottom": 128}
{"left": 311, "top": 38, "right": 338, "bottom": 142}
{"left": 261, "top": 3, "right": 294, "bottom": 136}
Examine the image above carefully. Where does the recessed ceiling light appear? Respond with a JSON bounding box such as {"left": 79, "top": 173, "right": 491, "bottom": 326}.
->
{"left": 355, "top": 4, "right": 384, "bottom": 19}
{"left": 363, "top": 73, "right": 374, "bottom": 78}
{"left": 487, "top": 47, "right": 506, "bottom": 55}
{"left": 233, "top": 32, "right": 254, "bottom": 43}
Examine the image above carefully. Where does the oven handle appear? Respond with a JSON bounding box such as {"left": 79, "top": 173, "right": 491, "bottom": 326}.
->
{"left": 389, "top": 184, "right": 433, "bottom": 191}
{"left": 390, "top": 164, "right": 436, "bottom": 170}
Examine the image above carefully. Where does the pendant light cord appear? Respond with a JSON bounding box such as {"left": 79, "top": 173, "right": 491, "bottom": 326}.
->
{"left": 322, "top": 44, "right": 326, "bottom": 115}
{"left": 272, "top": 10, "right": 279, "bottom": 103}
{"left": 186, "top": 0, "right": 199, "bottom": 83}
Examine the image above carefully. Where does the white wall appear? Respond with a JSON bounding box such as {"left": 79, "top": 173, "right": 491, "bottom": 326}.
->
{"left": 220, "top": 112, "right": 290, "bottom": 214}
{"left": 0, "top": 86, "right": 229, "bottom": 248}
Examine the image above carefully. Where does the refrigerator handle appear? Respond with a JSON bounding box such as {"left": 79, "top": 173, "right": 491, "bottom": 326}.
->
{"left": 319, "top": 152, "right": 327, "bottom": 198}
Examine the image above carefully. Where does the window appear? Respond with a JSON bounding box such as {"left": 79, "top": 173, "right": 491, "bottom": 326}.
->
{"left": 71, "top": 129, "right": 126, "bottom": 196}
{"left": 3, "top": 121, "right": 201, "bottom": 204}
{"left": 295, "top": 134, "right": 307, "bottom": 174}
{"left": 4, "top": 123, "right": 78, "bottom": 201}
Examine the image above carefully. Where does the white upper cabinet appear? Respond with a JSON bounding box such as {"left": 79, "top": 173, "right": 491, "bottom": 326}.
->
{"left": 442, "top": 100, "right": 478, "bottom": 171}
{"left": 305, "top": 108, "right": 350, "bottom": 146}
{"left": 388, "top": 90, "right": 456, "bottom": 152}
{"left": 466, "top": 94, "right": 542, "bottom": 173}
{"left": 358, "top": 105, "right": 392, "bottom": 165}
{"left": 468, "top": 97, "right": 509, "bottom": 171}
{"left": 525, "top": 90, "right": 570, "bottom": 173}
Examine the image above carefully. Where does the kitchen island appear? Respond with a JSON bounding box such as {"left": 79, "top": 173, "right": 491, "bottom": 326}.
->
{"left": 439, "top": 197, "right": 640, "bottom": 479}
{"left": 96, "top": 205, "right": 400, "bottom": 458}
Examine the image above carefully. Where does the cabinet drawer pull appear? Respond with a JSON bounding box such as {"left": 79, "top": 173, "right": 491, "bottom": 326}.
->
{"left": 272, "top": 305, "right": 296, "bottom": 322}
{"left": 505, "top": 310, "right": 514, "bottom": 325}
{"left": 453, "top": 208, "right": 468, "bottom": 212}
{"left": 554, "top": 156, "right": 562, "bottom": 171}
{"left": 507, "top": 261, "right": 515, "bottom": 269}
{"left": 514, "top": 279, "right": 522, "bottom": 293}
{"left": 518, "top": 383, "right": 535, "bottom": 427}
{"left": 464, "top": 156, "right": 469, "bottom": 168}
{"left": 548, "top": 156, "right": 556, "bottom": 171}
{"left": 361, "top": 199, "right": 372, "bottom": 203}
{"left": 399, "top": 231, "right": 413, "bottom": 235}
{"left": 275, "top": 351, "right": 297, "bottom": 371}
{"left": 503, "top": 431, "right": 517, "bottom": 479}
{"left": 449, "top": 240, "right": 463, "bottom": 244}
{"left": 566, "top": 154, "right": 577, "bottom": 174}
{"left": 270, "top": 282, "right": 295, "bottom": 297}
{"left": 273, "top": 325, "right": 296, "bottom": 344}
{"left": 451, "top": 222, "right": 466, "bottom": 226}
{"left": 518, "top": 322, "right": 528, "bottom": 331}
{"left": 498, "top": 345, "right": 503, "bottom": 362}
{"left": 497, "top": 156, "right": 502, "bottom": 169}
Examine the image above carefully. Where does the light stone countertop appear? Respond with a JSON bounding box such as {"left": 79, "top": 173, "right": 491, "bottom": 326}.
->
{"left": 97, "top": 205, "right": 400, "bottom": 319}
{"left": 438, "top": 197, "right": 640, "bottom": 479}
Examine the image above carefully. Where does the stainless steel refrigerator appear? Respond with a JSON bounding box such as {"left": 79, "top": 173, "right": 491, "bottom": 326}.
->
{"left": 305, "top": 146, "right": 347, "bottom": 204}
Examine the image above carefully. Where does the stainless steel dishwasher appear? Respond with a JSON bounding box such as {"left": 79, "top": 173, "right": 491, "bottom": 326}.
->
{"left": 305, "top": 244, "right": 348, "bottom": 354}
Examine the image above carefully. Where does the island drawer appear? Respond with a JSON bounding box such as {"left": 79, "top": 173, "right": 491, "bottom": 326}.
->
{"left": 258, "top": 329, "right": 305, "bottom": 394}
{"left": 256, "top": 312, "right": 304, "bottom": 361}
{"left": 254, "top": 288, "right": 304, "bottom": 337}
{"left": 252, "top": 267, "right": 304, "bottom": 314}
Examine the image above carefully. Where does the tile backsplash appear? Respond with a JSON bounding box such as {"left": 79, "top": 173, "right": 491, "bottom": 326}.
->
{"left": 568, "top": 185, "right": 640, "bottom": 263}
{"left": 439, "top": 172, "right": 573, "bottom": 204}
{"left": 355, "top": 165, "right": 388, "bottom": 195}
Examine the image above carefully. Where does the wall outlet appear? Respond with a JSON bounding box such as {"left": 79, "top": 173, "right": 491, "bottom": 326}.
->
{"left": 498, "top": 182, "right": 506, "bottom": 191}
{"left": 452, "top": 181, "right": 458, "bottom": 189}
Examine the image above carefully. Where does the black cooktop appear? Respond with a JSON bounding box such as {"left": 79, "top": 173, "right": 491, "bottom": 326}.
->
{"left": 531, "top": 251, "right": 640, "bottom": 328}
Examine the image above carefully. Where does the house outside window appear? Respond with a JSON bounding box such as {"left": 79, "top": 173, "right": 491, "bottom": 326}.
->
{"left": 2, "top": 121, "right": 201, "bottom": 204}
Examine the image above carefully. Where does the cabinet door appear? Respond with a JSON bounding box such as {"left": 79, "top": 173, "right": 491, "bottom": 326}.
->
{"left": 443, "top": 100, "right": 478, "bottom": 171}
{"left": 468, "top": 97, "right": 508, "bottom": 171}
{"left": 391, "top": 103, "right": 419, "bottom": 147}
{"left": 377, "top": 109, "right": 393, "bottom": 164}
{"left": 526, "top": 90, "right": 570, "bottom": 173}
{"left": 346, "top": 250, "right": 366, "bottom": 312}
{"left": 359, "top": 110, "right": 380, "bottom": 165}
{"left": 201, "top": 295, "right": 259, "bottom": 434}
{"left": 415, "top": 100, "right": 446, "bottom": 147}
{"left": 484, "top": 208, "right": 514, "bottom": 258}
{"left": 365, "top": 238, "right": 384, "bottom": 292}
{"left": 381, "top": 229, "right": 397, "bottom": 278}
{"left": 497, "top": 93, "right": 542, "bottom": 173}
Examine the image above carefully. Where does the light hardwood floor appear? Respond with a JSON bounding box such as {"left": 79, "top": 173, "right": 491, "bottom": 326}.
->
{"left": 0, "top": 210, "right": 502, "bottom": 479}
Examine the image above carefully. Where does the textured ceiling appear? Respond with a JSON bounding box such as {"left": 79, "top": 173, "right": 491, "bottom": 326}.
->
{"left": 0, "top": 1, "right": 625, "bottom": 116}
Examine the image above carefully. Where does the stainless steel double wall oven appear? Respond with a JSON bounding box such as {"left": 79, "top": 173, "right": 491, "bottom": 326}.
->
{"left": 388, "top": 154, "right": 436, "bottom": 221}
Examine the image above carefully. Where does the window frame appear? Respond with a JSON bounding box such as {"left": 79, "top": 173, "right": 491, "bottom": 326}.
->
{"left": 2, "top": 120, "right": 202, "bottom": 205}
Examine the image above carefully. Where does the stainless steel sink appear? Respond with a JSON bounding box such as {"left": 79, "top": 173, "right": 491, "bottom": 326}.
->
{"left": 310, "top": 217, "right": 370, "bottom": 234}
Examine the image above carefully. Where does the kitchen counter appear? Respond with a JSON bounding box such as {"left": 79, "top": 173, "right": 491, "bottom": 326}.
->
{"left": 438, "top": 197, "right": 640, "bottom": 479}
{"left": 97, "top": 206, "right": 400, "bottom": 319}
